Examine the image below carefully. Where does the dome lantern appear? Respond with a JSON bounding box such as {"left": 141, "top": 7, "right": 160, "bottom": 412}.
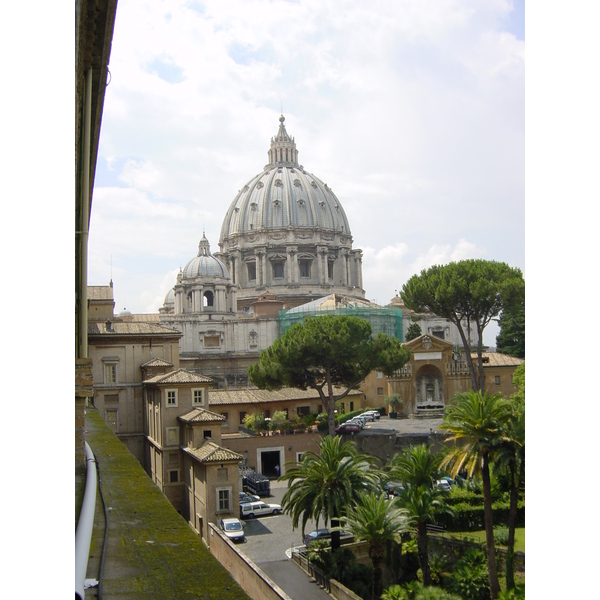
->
{"left": 268, "top": 114, "right": 299, "bottom": 166}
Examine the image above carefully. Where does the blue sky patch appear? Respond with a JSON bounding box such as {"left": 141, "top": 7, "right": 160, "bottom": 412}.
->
{"left": 146, "top": 58, "right": 185, "bottom": 83}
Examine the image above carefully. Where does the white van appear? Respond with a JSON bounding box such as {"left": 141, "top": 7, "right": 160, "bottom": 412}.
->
{"left": 240, "top": 501, "right": 282, "bottom": 519}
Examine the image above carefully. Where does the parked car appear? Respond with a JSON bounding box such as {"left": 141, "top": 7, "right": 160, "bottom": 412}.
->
{"left": 360, "top": 412, "right": 375, "bottom": 422}
{"left": 384, "top": 482, "right": 405, "bottom": 498}
{"left": 239, "top": 491, "right": 260, "bottom": 504}
{"left": 436, "top": 480, "right": 452, "bottom": 492}
{"left": 364, "top": 410, "right": 380, "bottom": 420}
{"left": 240, "top": 501, "right": 282, "bottom": 519}
{"left": 335, "top": 422, "right": 360, "bottom": 435}
{"left": 303, "top": 528, "right": 354, "bottom": 547}
{"left": 219, "top": 517, "right": 245, "bottom": 543}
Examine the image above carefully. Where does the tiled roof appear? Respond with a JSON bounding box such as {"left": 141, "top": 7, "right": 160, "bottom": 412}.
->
{"left": 144, "top": 368, "right": 213, "bottom": 385}
{"left": 88, "top": 286, "right": 114, "bottom": 301}
{"left": 178, "top": 408, "right": 226, "bottom": 423}
{"left": 208, "top": 386, "right": 362, "bottom": 406}
{"left": 184, "top": 440, "right": 243, "bottom": 463}
{"left": 88, "top": 322, "right": 181, "bottom": 336}
{"left": 127, "top": 313, "right": 161, "bottom": 322}
{"left": 474, "top": 352, "right": 524, "bottom": 367}
{"left": 141, "top": 357, "right": 174, "bottom": 368}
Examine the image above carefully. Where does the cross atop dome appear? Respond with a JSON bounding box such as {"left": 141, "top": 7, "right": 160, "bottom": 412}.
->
{"left": 268, "top": 114, "right": 299, "bottom": 166}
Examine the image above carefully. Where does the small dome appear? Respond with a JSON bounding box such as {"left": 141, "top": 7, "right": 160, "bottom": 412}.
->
{"left": 182, "top": 234, "right": 229, "bottom": 280}
{"left": 119, "top": 308, "right": 132, "bottom": 316}
{"left": 164, "top": 288, "right": 175, "bottom": 305}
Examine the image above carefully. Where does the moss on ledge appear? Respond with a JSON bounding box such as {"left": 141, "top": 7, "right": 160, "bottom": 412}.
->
{"left": 83, "top": 407, "right": 250, "bottom": 599}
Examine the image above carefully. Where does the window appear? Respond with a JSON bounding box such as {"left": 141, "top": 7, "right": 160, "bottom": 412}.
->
{"left": 377, "top": 387, "right": 384, "bottom": 396}
{"left": 272, "top": 262, "right": 284, "bottom": 278}
{"left": 104, "top": 363, "right": 117, "bottom": 385}
{"left": 264, "top": 409, "right": 270, "bottom": 419}
{"left": 247, "top": 262, "right": 256, "bottom": 281}
{"left": 299, "top": 260, "right": 311, "bottom": 278}
{"left": 377, "top": 371, "right": 383, "bottom": 378}
{"left": 239, "top": 411, "right": 247, "bottom": 424}
{"left": 203, "top": 430, "right": 212, "bottom": 439}
{"left": 203, "top": 335, "right": 220, "bottom": 348}
{"left": 105, "top": 409, "right": 117, "bottom": 432}
{"left": 349, "top": 401, "right": 354, "bottom": 412}
{"left": 297, "top": 406, "right": 310, "bottom": 416}
{"left": 168, "top": 469, "right": 179, "bottom": 483}
{"left": 217, "top": 488, "right": 230, "bottom": 512}
{"left": 166, "top": 427, "right": 179, "bottom": 446}
{"left": 495, "top": 376, "right": 501, "bottom": 385}
{"left": 166, "top": 389, "right": 178, "bottom": 407}
{"left": 192, "top": 388, "right": 205, "bottom": 406}
{"left": 221, "top": 412, "right": 229, "bottom": 425}
{"left": 432, "top": 330, "right": 445, "bottom": 339}
{"left": 328, "top": 261, "right": 334, "bottom": 280}
{"left": 203, "top": 291, "right": 214, "bottom": 307}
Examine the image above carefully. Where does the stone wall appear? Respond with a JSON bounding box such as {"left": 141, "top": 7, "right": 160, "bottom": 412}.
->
{"left": 208, "top": 523, "right": 292, "bottom": 600}
{"left": 75, "top": 358, "right": 93, "bottom": 474}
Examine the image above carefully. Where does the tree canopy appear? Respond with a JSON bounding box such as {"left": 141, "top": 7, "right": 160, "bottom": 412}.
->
{"left": 401, "top": 259, "right": 524, "bottom": 391}
{"left": 495, "top": 299, "right": 525, "bottom": 358}
{"left": 280, "top": 436, "right": 379, "bottom": 550}
{"left": 405, "top": 321, "right": 422, "bottom": 342}
{"left": 248, "top": 314, "right": 410, "bottom": 436}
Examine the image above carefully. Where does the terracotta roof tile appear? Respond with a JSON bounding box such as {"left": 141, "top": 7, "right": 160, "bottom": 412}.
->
{"left": 88, "top": 286, "right": 114, "bottom": 301}
{"left": 178, "top": 408, "right": 226, "bottom": 423}
{"left": 474, "top": 352, "right": 524, "bottom": 367}
{"left": 88, "top": 322, "right": 181, "bottom": 336}
{"left": 184, "top": 440, "right": 243, "bottom": 463}
{"left": 144, "top": 368, "right": 213, "bottom": 385}
{"left": 208, "top": 386, "right": 362, "bottom": 406}
{"left": 141, "top": 357, "right": 174, "bottom": 368}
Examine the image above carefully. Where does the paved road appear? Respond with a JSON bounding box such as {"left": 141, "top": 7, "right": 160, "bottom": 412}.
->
{"left": 360, "top": 414, "right": 444, "bottom": 436}
{"left": 238, "top": 481, "right": 332, "bottom": 600}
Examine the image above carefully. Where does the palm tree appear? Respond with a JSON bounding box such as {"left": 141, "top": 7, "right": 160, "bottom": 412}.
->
{"left": 280, "top": 435, "right": 379, "bottom": 550}
{"left": 340, "top": 492, "right": 410, "bottom": 600}
{"left": 388, "top": 444, "right": 451, "bottom": 586}
{"left": 493, "top": 366, "right": 525, "bottom": 590}
{"left": 439, "top": 391, "right": 512, "bottom": 600}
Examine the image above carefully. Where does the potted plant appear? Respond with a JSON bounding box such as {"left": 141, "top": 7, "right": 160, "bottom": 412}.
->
{"left": 385, "top": 394, "right": 403, "bottom": 419}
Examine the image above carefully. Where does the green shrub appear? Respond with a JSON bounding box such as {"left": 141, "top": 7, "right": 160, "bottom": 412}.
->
{"left": 382, "top": 582, "right": 462, "bottom": 600}
{"left": 498, "top": 584, "right": 525, "bottom": 599}
{"left": 493, "top": 526, "right": 510, "bottom": 546}
{"left": 341, "top": 563, "right": 372, "bottom": 599}
{"left": 446, "top": 548, "right": 490, "bottom": 600}
{"left": 307, "top": 539, "right": 334, "bottom": 574}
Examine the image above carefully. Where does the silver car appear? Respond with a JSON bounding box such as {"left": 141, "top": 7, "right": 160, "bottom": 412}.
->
{"left": 220, "top": 517, "right": 246, "bottom": 543}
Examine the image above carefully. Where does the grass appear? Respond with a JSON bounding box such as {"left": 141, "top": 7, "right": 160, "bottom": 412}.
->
{"left": 443, "top": 528, "right": 525, "bottom": 554}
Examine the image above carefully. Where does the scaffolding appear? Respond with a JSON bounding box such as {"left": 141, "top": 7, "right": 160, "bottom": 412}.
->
{"left": 278, "top": 302, "right": 403, "bottom": 341}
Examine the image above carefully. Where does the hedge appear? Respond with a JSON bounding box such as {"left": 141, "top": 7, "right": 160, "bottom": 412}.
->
{"left": 435, "top": 501, "right": 525, "bottom": 531}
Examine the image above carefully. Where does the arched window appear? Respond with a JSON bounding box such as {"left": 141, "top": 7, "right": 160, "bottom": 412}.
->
{"left": 203, "top": 291, "right": 214, "bottom": 307}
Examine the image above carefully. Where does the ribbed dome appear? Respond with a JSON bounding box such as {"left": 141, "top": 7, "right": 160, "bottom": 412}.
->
{"left": 182, "top": 234, "right": 229, "bottom": 280}
{"left": 219, "top": 116, "right": 352, "bottom": 242}
{"left": 164, "top": 288, "right": 174, "bottom": 305}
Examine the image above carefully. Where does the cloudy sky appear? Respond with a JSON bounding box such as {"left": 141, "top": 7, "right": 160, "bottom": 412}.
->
{"left": 89, "top": 0, "right": 525, "bottom": 345}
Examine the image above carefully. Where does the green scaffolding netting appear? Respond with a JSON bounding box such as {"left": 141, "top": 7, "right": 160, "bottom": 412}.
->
{"left": 277, "top": 305, "right": 404, "bottom": 341}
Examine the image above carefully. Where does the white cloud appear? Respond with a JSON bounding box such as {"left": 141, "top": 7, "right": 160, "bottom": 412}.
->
{"left": 90, "top": 0, "right": 524, "bottom": 335}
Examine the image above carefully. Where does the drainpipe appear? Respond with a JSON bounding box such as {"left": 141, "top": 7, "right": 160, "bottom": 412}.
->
{"left": 79, "top": 67, "right": 92, "bottom": 360}
{"left": 75, "top": 442, "right": 97, "bottom": 600}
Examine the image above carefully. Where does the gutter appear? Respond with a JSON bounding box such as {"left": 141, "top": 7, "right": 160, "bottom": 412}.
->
{"left": 75, "top": 442, "right": 97, "bottom": 600}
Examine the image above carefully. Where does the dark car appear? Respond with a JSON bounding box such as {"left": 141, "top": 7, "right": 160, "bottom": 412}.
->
{"left": 303, "top": 528, "right": 354, "bottom": 546}
{"left": 335, "top": 422, "right": 360, "bottom": 435}
{"left": 384, "top": 482, "right": 405, "bottom": 498}
{"left": 239, "top": 491, "right": 260, "bottom": 504}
